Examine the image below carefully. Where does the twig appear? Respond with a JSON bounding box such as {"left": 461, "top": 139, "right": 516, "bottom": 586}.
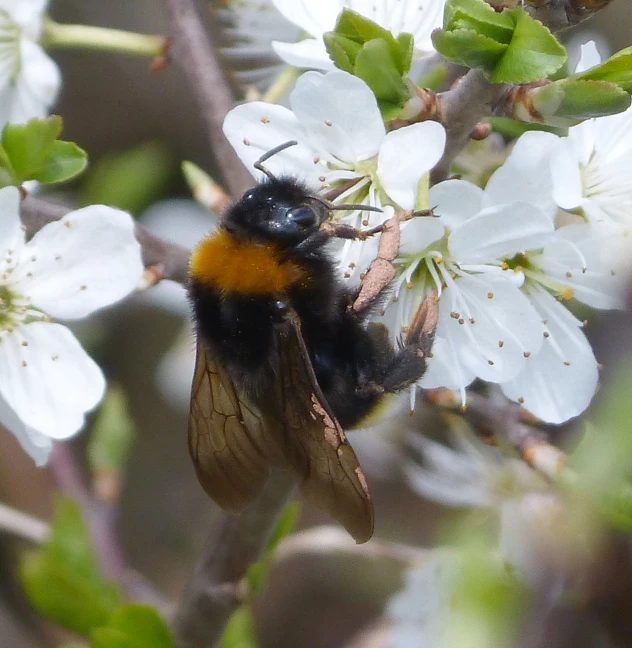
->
{"left": 20, "top": 196, "right": 191, "bottom": 286}
{"left": 48, "top": 444, "right": 128, "bottom": 582}
{"left": 165, "top": 0, "right": 253, "bottom": 198}
{"left": 428, "top": 390, "right": 567, "bottom": 479}
{"left": 48, "top": 444, "right": 169, "bottom": 610}
{"left": 274, "top": 525, "right": 426, "bottom": 565}
{"left": 173, "top": 470, "right": 296, "bottom": 648}
{"left": 432, "top": 68, "right": 506, "bottom": 183}
{"left": 0, "top": 502, "right": 49, "bottom": 543}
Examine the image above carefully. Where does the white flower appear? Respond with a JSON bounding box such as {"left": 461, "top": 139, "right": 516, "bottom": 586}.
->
{"left": 405, "top": 427, "right": 547, "bottom": 510}
{"left": 492, "top": 130, "right": 629, "bottom": 423}
{"left": 541, "top": 41, "right": 632, "bottom": 230}
{"left": 388, "top": 175, "right": 550, "bottom": 403}
{"left": 387, "top": 551, "right": 460, "bottom": 648}
{"left": 405, "top": 429, "right": 568, "bottom": 583}
{"left": 390, "top": 129, "right": 627, "bottom": 423}
{"left": 0, "top": 0, "right": 61, "bottom": 126}
{"left": 0, "top": 186, "right": 143, "bottom": 465}
{"left": 269, "top": 0, "right": 445, "bottom": 71}
{"left": 223, "top": 69, "right": 446, "bottom": 281}
{"left": 215, "top": 0, "right": 301, "bottom": 91}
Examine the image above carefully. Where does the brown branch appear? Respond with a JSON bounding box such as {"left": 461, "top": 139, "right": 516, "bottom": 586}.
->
{"left": 172, "top": 470, "right": 296, "bottom": 648}
{"left": 20, "top": 196, "right": 191, "bottom": 286}
{"left": 432, "top": 68, "right": 506, "bottom": 183}
{"left": 165, "top": 0, "right": 253, "bottom": 198}
{"left": 427, "top": 390, "right": 567, "bottom": 478}
{"left": 48, "top": 443, "right": 128, "bottom": 582}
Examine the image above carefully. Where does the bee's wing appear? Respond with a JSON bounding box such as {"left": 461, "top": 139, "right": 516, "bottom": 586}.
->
{"left": 188, "top": 339, "right": 271, "bottom": 513}
{"left": 272, "top": 309, "right": 374, "bottom": 544}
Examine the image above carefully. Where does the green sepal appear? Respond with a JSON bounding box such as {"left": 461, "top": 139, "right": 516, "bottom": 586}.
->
{"left": 91, "top": 604, "right": 174, "bottom": 648}
{"left": 19, "top": 497, "right": 124, "bottom": 637}
{"left": 0, "top": 116, "right": 87, "bottom": 186}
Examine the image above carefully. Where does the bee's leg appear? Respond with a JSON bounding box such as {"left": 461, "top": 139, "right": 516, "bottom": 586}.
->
{"left": 355, "top": 293, "right": 439, "bottom": 398}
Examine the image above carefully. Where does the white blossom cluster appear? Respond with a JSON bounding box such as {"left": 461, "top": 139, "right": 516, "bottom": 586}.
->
{"left": 224, "top": 40, "right": 631, "bottom": 425}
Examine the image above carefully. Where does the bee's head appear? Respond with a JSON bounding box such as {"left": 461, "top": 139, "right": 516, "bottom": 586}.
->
{"left": 224, "top": 177, "right": 330, "bottom": 246}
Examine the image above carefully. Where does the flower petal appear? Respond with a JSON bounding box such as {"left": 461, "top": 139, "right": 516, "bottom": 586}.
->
{"left": 270, "top": 0, "right": 342, "bottom": 36}
{"left": 399, "top": 215, "right": 445, "bottom": 256}
{"left": 377, "top": 121, "right": 446, "bottom": 209}
{"left": 0, "top": 392, "right": 52, "bottom": 465}
{"left": 485, "top": 131, "right": 559, "bottom": 220}
{"left": 436, "top": 274, "right": 543, "bottom": 383}
{"left": 448, "top": 202, "right": 554, "bottom": 263}
{"left": 14, "top": 205, "right": 143, "bottom": 320}
{"left": 0, "top": 0, "right": 47, "bottom": 34}
{"left": 549, "top": 134, "right": 585, "bottom": 210}
{"left": 290, "top": 70, "right": 385, "bottom": 163}
{"left": 575, "top": 40, "right": 602, "bottom": 73}
{"left": 501, "top": 287, "right": 598, "bottom": 424}
{"left": 223, "top": 101, "right": 325, "bottom": 187}
{"left": 428, "top": 180, "right": 483, "bottom": 230}
{"left": 271, "top": 39, "right": 334, "bottom": 70}
{"left": 0, "top": 186, "right": 25, "bottom": 269}
{"left": 535, "top": 222, "right": 629, "bottom": 309}
{"left": 420, "top": 335, "right": 477, "bottom": 392}
{"left": 0, "top": 322, "right": 105, "bottom": 440}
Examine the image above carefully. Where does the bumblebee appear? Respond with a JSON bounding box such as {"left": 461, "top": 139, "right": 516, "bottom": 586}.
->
{"left": 187, "top": 142, "right": 436, "bottom": 543}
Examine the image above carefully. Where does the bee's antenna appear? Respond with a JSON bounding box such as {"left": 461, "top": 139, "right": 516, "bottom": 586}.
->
{"left": 254, "top": 140, "right": 298, "bottom": 181}
{"left": 331, "top": 203, "right": 383, "bottom": 214}
{"left": 310, "top": 195, "right": 383, "bottom": 214}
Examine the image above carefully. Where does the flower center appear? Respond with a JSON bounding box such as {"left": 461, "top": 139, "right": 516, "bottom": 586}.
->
{"left": 0, "top": 283, "right": 47, "bottom": 334}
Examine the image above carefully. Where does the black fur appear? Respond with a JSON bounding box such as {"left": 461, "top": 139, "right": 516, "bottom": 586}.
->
{"left": 188, "top": 177, "right": 427, "bottom": 428}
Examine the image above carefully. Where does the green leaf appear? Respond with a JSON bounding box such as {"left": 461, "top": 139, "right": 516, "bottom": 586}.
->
{"left": 219, "top": 607, "right": 258, "bottom": 648}
{"left": 19, "top": 498, "right": 123, "bottom": 637}
{"left": 91, "top": 605, "right": 174, "bottom": 648}
{"left": 434, "top": 0, "right": 566, "bottom": 84}
{"left": 80, "top": 141, "right": 175, "bottom": 215}
{"left": 245, "top": 502, "right": 299, "bottom": 595}
{"left": 573, "top": 46, "right": 632, "bottom": 93}
{"left": 323, "top": 33, "right": 360, "bottom": 73}
{"left": 32, "top": 140, "right": 88, "bottom": 184}
{"left": 324, "top": 9, "right": 413, "bottom": 95}
{"left": 378, "top": 100, "right": 407, "bottom": 121}
{"left": 443, "top": 0, "right": 514, "bottom": 43}
{"left": 334, "top": 9, "right": 399, "bottom": 53}
{"left": 88, "top": 386, "right": 135, "bottom": 500}
{"left": 490, "top": 10, "right": 567, "bottom": 84}
{"left": 355, "top": 39, "right": 410, "bottom": 103}
{"left": 2, "top": 116, "right": 61, "bottom": 180}
{"left": 433, "top": 28, "right": 508, "bottom": 72}
{"left": 396, "top": 32, "right": 415, "bottom": 75}
{"left": 0, "top": 116, "right": 87, "bottom": 185}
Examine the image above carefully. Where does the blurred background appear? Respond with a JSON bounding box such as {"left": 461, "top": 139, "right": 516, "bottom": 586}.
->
{"left": 0, "top": 1, "right": 631, "bottom": 646}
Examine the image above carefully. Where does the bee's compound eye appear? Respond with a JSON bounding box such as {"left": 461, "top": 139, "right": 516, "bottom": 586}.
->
{"left": 287, "top": 206, "right": 317, "bottom": 229}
